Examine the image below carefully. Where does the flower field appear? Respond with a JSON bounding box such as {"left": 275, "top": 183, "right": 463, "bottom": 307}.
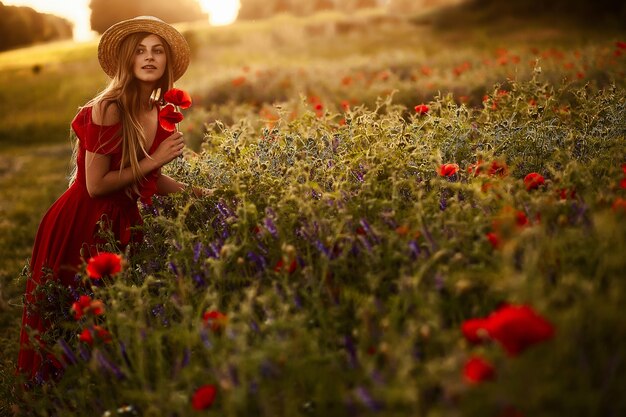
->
{"left": 2, "top": 11, "right": 626, "bottom": 417}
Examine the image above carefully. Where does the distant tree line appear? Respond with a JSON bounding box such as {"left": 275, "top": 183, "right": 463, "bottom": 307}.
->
{"left": 89, "top": 0, "right": 207, "bottom": 34}
{"left": 466, "top": 0, "right": 626, "bottom": 17}
{"left": 238, "top": 0, "right": 384, "bottom": 20}
{"left": 0, "top": 1, "right": 72, "bottom": 52}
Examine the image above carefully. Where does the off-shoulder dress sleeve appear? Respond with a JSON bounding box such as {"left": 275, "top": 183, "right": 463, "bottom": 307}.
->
{"left": 71, "top": 106, "right": 122, "bottom": 155}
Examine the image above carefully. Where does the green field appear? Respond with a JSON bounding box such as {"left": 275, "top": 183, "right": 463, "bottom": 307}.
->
{"left": 1, "top": 9, "right": 625, "bottom": 416}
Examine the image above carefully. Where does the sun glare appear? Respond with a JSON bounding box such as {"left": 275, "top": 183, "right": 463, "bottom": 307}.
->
{"left": 3, "top": 0, "right": 240, "bottom": 43}
{"left": 199, "top": 0, "right": 240, "bottom": 26}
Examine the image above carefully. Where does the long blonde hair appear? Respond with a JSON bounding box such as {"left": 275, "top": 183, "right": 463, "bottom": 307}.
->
{"left": 69, "top": 32, "right": 174, "bottom": 196}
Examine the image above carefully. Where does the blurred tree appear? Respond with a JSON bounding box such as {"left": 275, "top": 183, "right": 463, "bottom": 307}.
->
{"left": 0, "top": 2, "right": 72, "bottom": 52}
{"left": 89, "top": 0, "right": 207, "bottom": 34}
{"left": 390, "top": 0, "right": 626, "bottom": 28}
{"left": 467, "top": 0, "right": 625, "bottom": 16}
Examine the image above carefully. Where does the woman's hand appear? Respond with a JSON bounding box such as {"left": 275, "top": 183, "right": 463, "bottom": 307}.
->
{"left": 151, "top": 132, "right": 185, "bottom": 167}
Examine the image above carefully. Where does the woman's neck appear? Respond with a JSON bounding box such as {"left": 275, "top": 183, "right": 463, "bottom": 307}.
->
{"left": 138, "top": 82, "right": 157, "bottom": 111}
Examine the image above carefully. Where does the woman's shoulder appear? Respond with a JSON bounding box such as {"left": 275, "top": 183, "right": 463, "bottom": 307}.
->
{"left": 91, "top": 100, "right": 121, "bottom": 127}
{"left": 71, "top": 101, "right": 122, "bottom": 154}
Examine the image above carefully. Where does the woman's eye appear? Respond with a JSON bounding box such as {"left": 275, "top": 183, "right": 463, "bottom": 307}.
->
{"left": 155, "top": 49, "right": 163, "bottom": 54}
{"left": 136, "top": 49, "right": 144, "bottom": 54}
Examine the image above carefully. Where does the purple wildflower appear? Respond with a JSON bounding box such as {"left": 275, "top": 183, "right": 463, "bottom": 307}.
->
{"left": 247, "top": 251, "right": 267, "bottom": 271}
{"left": 293, "top": 294, "right": 303, "bottom": 309}
{"left": 263, "top": 217, "right": 278, "bottom": 238}
{"left": 193, "top": 242, "right": 203, "bottom": 263}
{"left": 314, "top": 240, "right": 331, "bottom": 257}
{"left": 96, "top": 351, "right": 125, "bottom": 380}
{"left": 355, "top": 386, "right": 381, "bottom": 411}
{"left": 344, "top": 335, "right": 359, "bottom": 368}
{"left": 58, "top": 339, "right": 78, "bottom": 366}
{"left": 200, "top": 328, "right": 213, "bottom": 349}
{"left": 359, "top": 218, "right": 380, "bottom": 244}
{"left": 79, "top": 344, "right": 91, "bottom": 362}
{"left": 408, "top": 240, "right": 420, "bottom": 260}
{"left": 119, "top": 341, "right": 133, "bottom": 369}
{"left": 192, "top": 273, "right": 207, "bottom": 288}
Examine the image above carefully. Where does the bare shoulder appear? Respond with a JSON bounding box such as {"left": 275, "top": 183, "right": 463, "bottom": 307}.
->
{"left": 91, "top": 100, "right": 121, "bottom": 126}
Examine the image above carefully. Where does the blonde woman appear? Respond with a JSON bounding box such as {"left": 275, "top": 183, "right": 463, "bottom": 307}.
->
{"left": 18, "top": 16, "right": 193, "bottom": 380}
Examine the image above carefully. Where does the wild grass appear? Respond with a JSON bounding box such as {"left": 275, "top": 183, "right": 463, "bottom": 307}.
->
{"left": 0, "top": 8, "right": 625, "bottom": 417}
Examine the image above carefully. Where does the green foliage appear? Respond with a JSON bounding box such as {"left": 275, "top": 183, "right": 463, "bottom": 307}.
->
{"left": 10, "top": 74, "right": 626, "bottom": 416}
{"left": 1, "top": 12, "right": 626, "bottom": 417}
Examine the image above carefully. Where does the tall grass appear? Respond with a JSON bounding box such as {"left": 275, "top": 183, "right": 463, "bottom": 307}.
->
{"left": 1, "top": 10, "right": 625, "bottom": 417}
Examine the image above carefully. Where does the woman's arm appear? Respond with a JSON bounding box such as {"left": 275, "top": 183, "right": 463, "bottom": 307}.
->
{"left": 85, "top": 102, "right": 186, "bottom": 197}
{"left": 156, "top": 174, "right": 185, "bottom": 195}
{"left": 156, "top": 173, "right": 213, "bottom": 198}
{"left": 85, "top": 151, "right": 160, "bottom": 197}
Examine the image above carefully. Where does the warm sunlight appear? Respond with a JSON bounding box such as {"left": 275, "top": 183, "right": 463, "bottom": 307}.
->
{"left": 199, "top": 0, "right": 240, "bottom": 26}
{"left": 2, "top": 0, "right": 240, "bottom": 42}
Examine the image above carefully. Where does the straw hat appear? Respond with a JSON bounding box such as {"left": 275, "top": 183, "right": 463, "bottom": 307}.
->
{"left": 98, "top": 16, "right": 190, "bottom": 81}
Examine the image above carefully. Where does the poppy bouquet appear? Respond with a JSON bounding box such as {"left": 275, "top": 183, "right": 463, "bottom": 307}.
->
{"left": 158, "top": 88, "right": 192, "bottom": 132}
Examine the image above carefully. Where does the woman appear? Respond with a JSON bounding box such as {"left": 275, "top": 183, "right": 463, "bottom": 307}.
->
{"left": 17, "top": 16, "right": 193, "bottom": 381}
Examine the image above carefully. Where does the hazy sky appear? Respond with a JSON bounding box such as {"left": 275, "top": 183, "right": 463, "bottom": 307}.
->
{"left": 3, "top": 0, "right": 240, "bottom": 42}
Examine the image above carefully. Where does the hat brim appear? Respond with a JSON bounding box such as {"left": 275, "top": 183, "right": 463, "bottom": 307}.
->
{"left": 98, "top": 16, "right": 190, "bottom": 82}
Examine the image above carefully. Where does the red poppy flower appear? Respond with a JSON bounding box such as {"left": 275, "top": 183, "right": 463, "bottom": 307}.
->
{"left": 463, "top": 355, "right": 496, "bottom": 384}
{"left": 515, "top": 211, "right": 529, "bottom": 227}
{"left": 557, "top": 188, "right": 576, "bottom": 200}
{"left": 485, "top": 304, "right": 554, "bottom": 356}
{"left": 523, "top": 172, "right": 545, "bottom": 191}
{"left": 612, "top": 197, "right": 626, "bottom": 213}
{"left": 274, "top": 258, "right": 298, "bottom": 274}
{"left": 232, "top": 76, "right": 246, "bottom": 87}
{"left": 78, "top": 325, "right": 112, "bottom": 346}
{"left": 621, "top": 178, "right": 626, "bottom": 190}
{"left": 461, "top": 318, "right": 490, "bottom": 344}
{"left": 438, "top": 163, "right": 459, "bottom": 177}
{"left": 616, "top": 41, "right": 626, "bottom": 50}
{"left": 486, "top": 232, "right": 501, "bottom": 249}
{"left": 395, "top": 225, "right": 409, "bottom": 236}
{"left": 86, "top": 252, "right": 122, "bottom": 279}
{"left": 71, "top": 295, "right": 92, "bottom": 320}
{"left": 71, "top": 295, "right": 105, "bottom": 320}
{"left": 467, "top": 160, "right": 484, "bottom": 176}
{"left": 488, "top": 160, "right": 509, "bottom": 177}
{"left": 163, "top": 88, "right": 192, "bottom": 109}
{"left": 203, "top": 310, "right": 228, "bottom": 333}
{"left": 158, "top": 104, "right": 184, "bottom": 132}
{"left": 78, "top": 328, "right": 93, "bottom": 345}
{"left": 414, "top": 104, "right": 429, "bottom": 115}
{"left": 622, "top": 163, "right": 626, "bottom": 175}
{"left": 192, "top": 384, "right": 217, "bottom": 410}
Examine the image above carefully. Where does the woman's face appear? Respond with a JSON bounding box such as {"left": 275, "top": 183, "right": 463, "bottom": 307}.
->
{"left": 133, "top": 34, "right": 167, "bottom": 84}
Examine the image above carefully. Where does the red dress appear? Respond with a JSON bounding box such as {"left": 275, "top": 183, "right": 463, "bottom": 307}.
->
{"left": 17, "top": 105, "right": 166, "bottom": 380}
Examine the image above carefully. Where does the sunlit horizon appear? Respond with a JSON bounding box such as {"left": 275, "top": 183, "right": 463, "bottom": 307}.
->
{"left": 2, "top": 0, "right": 240, "bottom": 42}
